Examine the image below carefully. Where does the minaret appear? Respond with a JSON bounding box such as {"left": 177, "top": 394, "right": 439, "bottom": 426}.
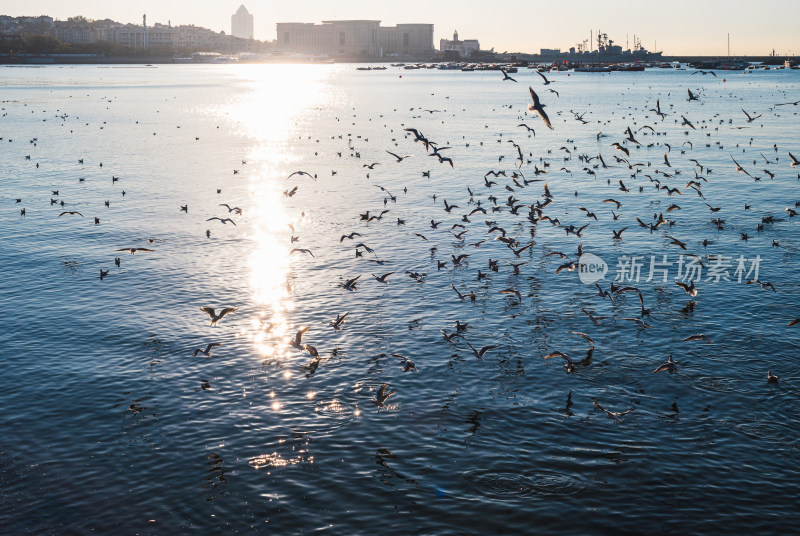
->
{"left": 143, "top": 14, "right": 147, "bottom": 49}
{"left": 453, "top": 30, "right": 459, "bottom": 43}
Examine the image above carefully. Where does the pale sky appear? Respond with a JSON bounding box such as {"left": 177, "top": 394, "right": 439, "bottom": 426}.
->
{"left": 2, "top": 0, "right": 798, "bottom": 56}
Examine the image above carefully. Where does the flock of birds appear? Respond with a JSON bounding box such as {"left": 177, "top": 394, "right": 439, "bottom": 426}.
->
{"left": 6, "top": 66, "right": 800, "bottom": 422}
{"left": 259, "top": 73, "right": 799, "bottom": 417}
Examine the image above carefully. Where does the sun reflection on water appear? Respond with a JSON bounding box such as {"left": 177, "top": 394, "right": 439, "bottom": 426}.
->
{"left": 221, "top": 65, "right": 333, "bottom": 360}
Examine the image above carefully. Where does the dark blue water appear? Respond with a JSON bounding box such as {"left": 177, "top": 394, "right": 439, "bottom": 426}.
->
{"left": 1, "top": 64, "right": 799, "bottom": 534}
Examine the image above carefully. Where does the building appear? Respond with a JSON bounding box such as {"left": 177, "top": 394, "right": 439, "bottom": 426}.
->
{"left": 379, "top": 24, "right": 434, "bottom": 58}
{"left": 231, "top": 5, "right": 254, "bottom": 40}
{"left": 0, "top": 15, "right": 54, "bottom": 36}
{"left": 54, "top": 22, "right": 105, "bottom": 45}
{"left": 276, "top": 20, "right": 433, "bottom": 58}
{"left": 439, "top": 30, "right": 479, "bottom": 58}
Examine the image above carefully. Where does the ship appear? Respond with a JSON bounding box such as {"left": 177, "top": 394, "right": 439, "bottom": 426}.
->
{"left": 533, "top": 31, "right": 663, "bottom": 64}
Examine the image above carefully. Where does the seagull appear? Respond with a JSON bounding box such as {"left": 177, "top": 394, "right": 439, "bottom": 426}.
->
{"left": 386, "top": 150, "right": 411, "bottom": 163}
{"left": 611, "top": 142, "right": 630, "bottom": 157}
{"left": 450, "top": 283, "right": 473, "bottom": 302}
{"left": 746, "top": 279, "right": 776, "bottom": 292}
{"left": 527, "top": 87, "right": 553, "bottom": 130}
{"left": 372, "top": 383, "right": 395, "bottom": 411}
{"left": 594, "top": 283, "right": 614, "bottom": 301}
{"left": 329, "top": 312, "right": 349, "bottom": 330}
{"left": 653, "top": 355, "right": 679, "bottom": 373}
{"left": 566, "top": 331, "right": 595, "bottom": 346}
{"left": 290, "top": 248, "right": 315, "bottom": 258}
{"left": 340, "top": 232, "right": 362, "bottom": 242}
{"left": 374, "top": 184, "right": 397, "bottom": 201}
{"left": 537, "top": 70, "right": 553, "bottom": 85}
{"left": 116, "top": 247, "right": 154, "bottom": 254}
{"left": 443, "top": 199, "right": 460, "bottom": 212}
{"left": 430, "top": 152, "right": 454, "bottom": 168}
{"left": 353, "top": 243, "right": 375, "bottom": 255}
{"left": 207, "top": 217, "right": 236, "bottom": 226}
{"left": 373, "top": 271, "right": 395, "bottom": 283}
{"left": 193, "top": 343, "right": 223, "bottom": 357}
{"left": 555, "top": 261, "right": 577, "bottom": 274}
{"left": 742, "top": 109, "right": 762, "bottom": 123}
{"left": 58, "top": 211, "right": 84, "bottom": 217}
{"left": 287, "top": 170, "right": 316, "bottom": 180}
{"left": 675, "top": 280, "right": 698, "bottom": 297}
{"left": 465, "top": 342, "right": 498, "bottom": 361}
{"left": 593, "top": 401, "right": 633, "bottom": 423}
{"left": 499, "top": 288, "right": 522, "bottom": 303}
{"left": 649, "top": 98, "right": 667, "bottom": 119}
{"left": 200, "top": 306, "right": 237, "bottom": 326}
{"left": 290, "top": 326, "right": 311, "bottom": 349}
{"left": 767, "top": 371, "right": 779, "bottom": 384}
{"left": 500, "top": 69, "right": 517, "bottom": 82}
{"left": 581, "top": 308, "right": 606, "bottom": 326}
{"left": 392, "top": 354, "right": 418, "bottom": 373}
{"left": 682, "top": 334, "right": 713, "bottom": 343}
{"left": 788, "top": 318, "right": 800, "bottom": 327}
{"left": 342, "top": 275, "right": 361, "bottom": 291}
{"left": 731, "top": 156, "right": 753, "bottom": 178}
{"left": 451, "top": 253, "right": 470, "bottom": 265}
{"left": 789, "top": 152, "right": 800, "bottom": 168}
{"left": 219, "top": 203, "right": 243, "bottom": 214}
{"left": 511, "top": 244, "right": 532, "bottom": 257}
{"left": 620, "top": 317, "right": 652, "bottom": 329}
{"left": 544, "top": 351, "right": 575, "bottom": 373}
{"left": 665, "top": 235, "right": 687, "bottom": 250}
{"left": 612, "top": 227, "right": 628, "bottom": 240}
{"left": 441, "top": 330, "right": 460, "bottom": 343}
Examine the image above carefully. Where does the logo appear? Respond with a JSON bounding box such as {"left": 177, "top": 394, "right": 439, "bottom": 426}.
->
{"left": 577, "top": 253, "right": 608, "bottom": 284}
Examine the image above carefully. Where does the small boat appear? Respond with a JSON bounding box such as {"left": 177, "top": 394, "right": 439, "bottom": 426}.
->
{"left": 574, "top": 66, "right": 611, "bottom": 73}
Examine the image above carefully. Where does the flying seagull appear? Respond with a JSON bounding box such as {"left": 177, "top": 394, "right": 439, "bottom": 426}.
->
{"left": 372, "top": 383, "right": 395, "bottom": 411}
{"left": 527, "top": 87, "right": 553, "bottom": 130}
{"left": 465, "top": 342, "right": 499, "bottom": 361}
{"left": 193, "top": 342, "right": 223, "bottom": 357}
{"left": 200, "top": 306, "right": 238, "bottom": 326}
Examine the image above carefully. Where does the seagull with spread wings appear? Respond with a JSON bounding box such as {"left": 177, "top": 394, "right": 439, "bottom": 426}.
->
{"left": 527, "top": 87, "right": 553, "bottom": 130}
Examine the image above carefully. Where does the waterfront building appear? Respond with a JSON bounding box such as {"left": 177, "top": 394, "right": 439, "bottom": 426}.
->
{"left": 276, "top": 20, "right": 433, "bottom": 58}
{"left": 231, "top": 5, "right": 254, "bottom": 40}
{"left": 439, "top": 30, "right": 479, "bottom": 58}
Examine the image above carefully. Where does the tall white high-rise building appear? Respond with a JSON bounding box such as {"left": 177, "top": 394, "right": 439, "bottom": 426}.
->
{"left": 231, "top": 5, "right": 254, "bottom": 40}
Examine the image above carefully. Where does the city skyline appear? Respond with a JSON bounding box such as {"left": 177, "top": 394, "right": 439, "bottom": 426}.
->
{"left": 2, "top": 0, "right": 798, "bottom": 55}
